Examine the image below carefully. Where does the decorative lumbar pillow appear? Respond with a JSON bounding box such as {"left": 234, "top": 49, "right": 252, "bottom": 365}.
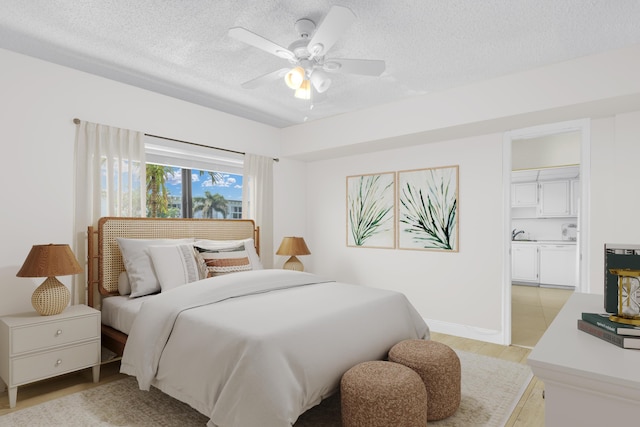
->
{"left": 118, "top": 271, "right": 131, "bottom": 296}
{"left": 116, "top": 237, "right": 194, "bottom": 297}
{"left": 193, "top": 238, "right": 263, "bottom": 270}
{"left": 148, "top": 244, "right": 200, "bottom": 292}
{"left": 194, "top": 244, "right": 254, "bottom": 278}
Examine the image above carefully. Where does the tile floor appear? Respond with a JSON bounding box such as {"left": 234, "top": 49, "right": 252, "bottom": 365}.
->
{"left": 511, "top": 284, "right": 574, "bottom": 348}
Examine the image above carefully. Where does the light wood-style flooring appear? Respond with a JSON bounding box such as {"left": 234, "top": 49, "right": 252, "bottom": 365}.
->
{"left": 0, "top": 287, "right": 573, "bottom": 425}
{"left": 0, "top": 360, "right": 126, "bottom": 417}
{"left": 512, "top": 284, "right": 573, "bottom": 348}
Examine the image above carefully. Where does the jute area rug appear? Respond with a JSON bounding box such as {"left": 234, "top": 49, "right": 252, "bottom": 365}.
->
{"left": 0, "top": 350, "right": 532, "bottom": 427}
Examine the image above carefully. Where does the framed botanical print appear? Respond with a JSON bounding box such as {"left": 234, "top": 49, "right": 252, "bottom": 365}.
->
{"left": 397, "top": 165, "right": 459, "bottom": 251}
{"left": 346, "top": 172, "right": 395, "bottom": 248}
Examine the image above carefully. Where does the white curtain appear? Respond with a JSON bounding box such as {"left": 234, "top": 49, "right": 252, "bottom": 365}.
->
{"left": 242, "top": 154, "right": 274, "bottom": 268}
{"left": 73, "top": 120, "right": 146, "bottom": 304}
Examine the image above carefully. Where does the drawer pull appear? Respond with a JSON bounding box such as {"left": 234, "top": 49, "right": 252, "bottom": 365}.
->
{"left": 56, "top": 359, "right": 62, "bottom": 366}
{"left": 56, "top": 329, "right": 63, "bottom": 336}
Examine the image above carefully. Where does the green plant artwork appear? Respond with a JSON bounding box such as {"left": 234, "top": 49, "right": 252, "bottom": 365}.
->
{"left": 347, "top": 173, "right": 395, "bottom": 248}
{"left": 398, "top": 166, "right": 458, "bottom": 251}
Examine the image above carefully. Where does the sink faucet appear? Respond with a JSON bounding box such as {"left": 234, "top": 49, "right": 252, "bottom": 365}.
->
{"left": 512, "top": 229, "right": 525, "bottom": 240}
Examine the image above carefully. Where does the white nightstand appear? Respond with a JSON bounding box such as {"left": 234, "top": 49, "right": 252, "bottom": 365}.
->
{"left": 528, "top": 293, "right": 640, "bottom": 425}
{"left": 0, "top": 305, "right": 101, "bottom": 408}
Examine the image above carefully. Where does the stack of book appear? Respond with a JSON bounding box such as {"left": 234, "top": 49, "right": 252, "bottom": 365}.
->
{"left": 577, "top": 312, "right": 640, "bottom": 349}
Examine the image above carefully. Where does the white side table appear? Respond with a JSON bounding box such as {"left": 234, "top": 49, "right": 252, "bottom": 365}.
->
{"left": 528, "top": 292, "right": 640, "bottom": 426}
{"left": 0, "top": 305, "right": 101, "bottom": 408}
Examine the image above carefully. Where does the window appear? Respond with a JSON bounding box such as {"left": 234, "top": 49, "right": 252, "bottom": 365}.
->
{"left": 144, "top": 135, "right": 244, "bottom": 219}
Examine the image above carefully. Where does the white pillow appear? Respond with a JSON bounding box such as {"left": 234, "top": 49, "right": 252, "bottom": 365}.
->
{"left": 148, "top": 244, "right": 200, "bottom": 291}
{"left": 116, "top": 237, "right": 194, "bottom": 297}
{"left": 193, "top": 238, "right": 263, "bottom": 270}
{"left": 118, "top": 271, "right": 131, "bottom": 295}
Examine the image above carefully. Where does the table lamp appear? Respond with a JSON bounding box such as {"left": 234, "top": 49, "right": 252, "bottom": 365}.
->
{"left": 16, "top": 244, "right": 82, "bottom": 316}
{"left": 276, "top": 237, "right": 311, "bottom": 271}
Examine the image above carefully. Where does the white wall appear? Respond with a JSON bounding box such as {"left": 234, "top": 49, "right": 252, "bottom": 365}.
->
{"left": 589, "top": 111, "right": 640, "bottom": 295}
{"left": 300, "top": 109, "right": 640, "bottom": 343}
{"left": 305, "top": 133, "right": 505, "bottom": 341}
{"left": 512, "top": 131, "right": 581, "bottom": 170}
{"left": 0, "top": 48, "right": 286, "bottom": 315}
{"left": 4, "top": 40, "right": 640, "bottom": 346}
{"left": 511, "top": 218, "right": 577, "bottom": 242}
{"left": 301, "top": 110, "right": 640, "bottom": 343}
{"left": 289, "top": 44, "right": 640, "bottom": 344}
{"left": 272, "top": 157, "right": 308, "bottom": 269}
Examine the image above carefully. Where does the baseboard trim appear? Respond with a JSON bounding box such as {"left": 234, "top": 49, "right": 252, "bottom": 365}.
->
{"left": 425, "top": 317, "right": 507, "bottom": 345}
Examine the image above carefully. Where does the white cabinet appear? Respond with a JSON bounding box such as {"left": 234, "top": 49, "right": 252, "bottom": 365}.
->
{"left": 538, "top": 180, "right": 571, "bottom": 217}
{"left": 570, "top": 179, "right": 580, "bottom": 216}
{"left": 512, "top": 244, "right": 539, "bottom": 282}
{"left": 511, "top": 182, "right": 538, "bottom": 207}
{"left": 511, "top": 166, "right": 580, "bottom": 217}
{"left": 511, "top": 177, "right": 578, "bottom": 217}
{"left": 512, "top": 242, "right": 577, "bottom": 287}
{"left": 0, "top": 305, "right": 100, "bottom": 408}
{"left": 529, "top": 294, "right": 640, "bottom": 426}
{"left": 539, "top": 245, "right": 577, "bottom": 287}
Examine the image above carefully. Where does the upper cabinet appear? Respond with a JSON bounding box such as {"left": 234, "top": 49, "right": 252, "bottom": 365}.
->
{"left": 538, "top": 180, "right": 571, "bottom": 217}
{"left": 512, "top": 182, "right": 538, "bottom": 207}
{"left": 511, "top": 166, "right": 579, "bottom": 218}
{"left": 571, "top": 179, "right": 580, "bottom": 216}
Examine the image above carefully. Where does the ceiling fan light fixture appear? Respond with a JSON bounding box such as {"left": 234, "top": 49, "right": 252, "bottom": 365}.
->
{"left": 310, "top": 69, "right": 331, "bottom": 93}
{"left": 308, "top": 43, "right": 324, "bottom": 57}
{"left": 323, "top": 61, "right": 342, "bottom": 72}
{"left": 275, "top": 49, "right": 295, "bottom": 60}
{"left": 294, "top": 80, "right": 311, "bottom": 100}
{"left": 284, "top": 66, "right": 305, "bottom": 89}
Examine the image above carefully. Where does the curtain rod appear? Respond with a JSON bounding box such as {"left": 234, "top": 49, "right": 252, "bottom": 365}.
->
{"left": 73, "top": 118, "right": 279, "bottom": 162}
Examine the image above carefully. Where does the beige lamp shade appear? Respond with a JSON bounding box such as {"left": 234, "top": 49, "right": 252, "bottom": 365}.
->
{"left": 276, "top": 237, "right": 311, "bottom": 271}
{"left": 17, "top": 244, "right": 82, "bottom": 316}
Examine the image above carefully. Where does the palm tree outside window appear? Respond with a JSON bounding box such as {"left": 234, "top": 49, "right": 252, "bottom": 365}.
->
{"left": 146, "top": 163, "right": 242, "bottom": 219}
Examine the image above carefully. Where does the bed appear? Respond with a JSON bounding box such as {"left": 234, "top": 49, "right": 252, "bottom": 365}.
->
{"left": 88, "top": 217, "right": 429, "bottom": 427}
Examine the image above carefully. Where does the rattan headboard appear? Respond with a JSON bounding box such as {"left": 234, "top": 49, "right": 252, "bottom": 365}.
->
{"left": 87, "top": 217, "right": 259, "bottom": 307}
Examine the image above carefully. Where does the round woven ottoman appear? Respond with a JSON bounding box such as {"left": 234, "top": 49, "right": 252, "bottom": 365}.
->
{"left": 340, "top": 360, "right": 427, "bottom": 427}
{"left": 389, "top": 340, "right": 461, "bottom": 421}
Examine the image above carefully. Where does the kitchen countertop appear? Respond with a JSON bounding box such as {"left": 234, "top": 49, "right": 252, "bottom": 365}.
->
{"left": 512, "top": 240, "right": 576, "bottom": 245}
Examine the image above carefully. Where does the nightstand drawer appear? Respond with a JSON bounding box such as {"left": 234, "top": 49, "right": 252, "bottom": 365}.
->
{"left": 11, "top": 315, "right": 98, "bottom": 355}
{"left": 11, "top": 340, "right": 100, "bottom": 386}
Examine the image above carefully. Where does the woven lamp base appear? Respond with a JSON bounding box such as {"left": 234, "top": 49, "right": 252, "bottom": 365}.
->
{"left": 283, "top": 256, "right": 304, "bottom": 272}
{"left": 31, "top": 276, "right": 70, "bottom": 316}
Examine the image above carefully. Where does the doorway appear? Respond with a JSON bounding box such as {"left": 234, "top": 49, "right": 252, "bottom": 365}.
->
{"left": 502, "top": 119, "right": 590, "bottom": 346}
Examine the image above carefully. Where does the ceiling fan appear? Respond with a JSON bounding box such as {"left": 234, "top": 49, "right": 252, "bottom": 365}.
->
{"left": 228, "top": 5, "right": 385, "bottom": 99}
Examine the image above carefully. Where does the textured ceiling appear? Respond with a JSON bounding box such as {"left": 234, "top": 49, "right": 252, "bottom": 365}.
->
{"left": 2, "top": 1, "right": 640, "bottom": 128}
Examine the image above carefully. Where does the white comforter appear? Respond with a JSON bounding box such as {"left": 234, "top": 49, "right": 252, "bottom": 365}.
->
{"left": 120, "top": 269, "right": 429, "bottom": 427}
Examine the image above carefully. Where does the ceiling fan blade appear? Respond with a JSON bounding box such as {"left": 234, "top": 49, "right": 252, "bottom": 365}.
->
{"left": 323, "top": 58, "right": 385, "bottom": 76}
{"left": 241, "top": 68, "right": 289, "bottom": 89}
{"left": 307, "top": 5, "right": 356, "bottom": 58}
{"left": 228, "top": 27, "right": 295, "bottom": 60}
